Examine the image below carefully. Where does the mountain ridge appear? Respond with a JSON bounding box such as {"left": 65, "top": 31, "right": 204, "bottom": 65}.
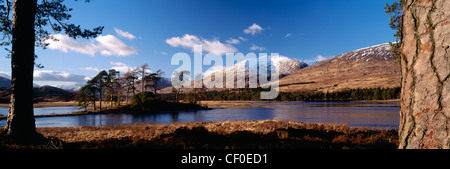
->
{"left": 0, "top": 85, "right": 74, "bottom": 103}
{"left": 278, "top": 43, "right": 401, "bottom": 92}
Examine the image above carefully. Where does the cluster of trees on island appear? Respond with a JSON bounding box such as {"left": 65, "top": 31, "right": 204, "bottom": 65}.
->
{"left": 77, "top": 64, "right": 165, "bottom": 111}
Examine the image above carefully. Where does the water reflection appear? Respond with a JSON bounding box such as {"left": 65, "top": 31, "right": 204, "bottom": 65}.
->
{"left": 0, "top": 101, "right": 400, "bottom": 129}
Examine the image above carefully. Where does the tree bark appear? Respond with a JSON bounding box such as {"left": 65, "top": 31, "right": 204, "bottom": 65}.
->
{"left": 399, "top": 0, "right": 450, "bottom": 149}
{"left": 4, "top": 0, "right": 38, "bottom": 141}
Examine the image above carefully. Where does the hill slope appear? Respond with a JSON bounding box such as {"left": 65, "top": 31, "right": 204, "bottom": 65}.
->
{"left": 0, "top": 77, "right": 11, "bottom": 88}
{"left": 279, "top": 43, "right": 401, "bottom": 92}
{"left": 0, "top": 85, "right": 74, "bottom": 103}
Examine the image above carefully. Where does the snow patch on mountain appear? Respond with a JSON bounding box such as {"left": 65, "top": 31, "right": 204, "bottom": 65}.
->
{"left": 329, "top": 43, "right": 393, "bottom": 63}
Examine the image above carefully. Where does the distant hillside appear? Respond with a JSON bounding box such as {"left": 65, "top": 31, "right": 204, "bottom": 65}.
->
{"left": 0, "top": 85, "right": 74, "bottom": 103}
{"left": 279, "top": 43, "right": 401, "bottom": 92}
{"left": 33, "top": 85, "right": 71, "bottom": 97}
{"left": 0, "top": 77, "right": 11, "bottom": 88}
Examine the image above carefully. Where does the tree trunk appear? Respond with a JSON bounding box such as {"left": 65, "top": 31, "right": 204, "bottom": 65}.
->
{"left": 4, "top": 0, "right": 38, "bottom": 141}
{"left": 117, "top": 92, "right": 121, "bottom": 106}
{"left": 92, "top": 92, "right": 96, "bottom": 111}
{"left": 126, "top": 88, "right": 129, "bottom": 103}
{"left": 99, "top": 91, "right": 102, "bottom": 110}
{"left": 399, "top": 0, "right": 450, "bottom": 149}
{"left": 132, "top": 81, "right": 136, "bottom": 95}
{"left": 110, "top": 90, "right": 113, "bottom": 108}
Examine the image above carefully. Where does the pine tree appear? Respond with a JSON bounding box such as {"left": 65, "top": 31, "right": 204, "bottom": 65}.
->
{"left": 1, "top": 0, "right": 103, "bottom": 142}
{"left": 385, "top": 0, "right": 403, "bottom": 66}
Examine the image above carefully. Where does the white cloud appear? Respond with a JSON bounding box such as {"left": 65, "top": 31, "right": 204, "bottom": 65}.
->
{"left": 166, "top": 34, "right": 238, "bottom": 55}
{"left": 244, "top": 23, "right": 264, "bottom": 35}
{"left": 82, "top": 67, "right": 100, "bottom": 72}
{"left": 285, "top": 33, "right": 293, "bottom": 38}
{"left": 250, "top": 44, "right": 266, "bottom": 51}
{"left": 109, "top": 61, "right": 135, "bottom": 73}
{"left": 303, "top": 55, "right": 329, "bottom": 64}
{"left": 34, "top": 70, "right": 90, "bottom": 83}
{"left": 80, "top": 62, "right": 137, "bottom": 74}
{"left": 226, "top": 38, "right": 240, "bottom": 45}
{"left": 47, "top": 34, "right": 138, "bottom": 57}
{"left": 153, "top": 50, "right": 169, "bottom": 56}
{"left": 114, "top": 27, "right": 136, "bottom": 40}
{"left": 238, "top": 37, "right": 248, "bottom": 42}
{"left": 110, "top": 61, "right": 127, "bottom": 66}
{"left": 95, "top": 35, "right": 138, "bottom": 56}
{"left": 314, "top": 55, "right": 328, "bottom": 62}
{"left": 166, "top": 34, "right": 200, "bottom": 48}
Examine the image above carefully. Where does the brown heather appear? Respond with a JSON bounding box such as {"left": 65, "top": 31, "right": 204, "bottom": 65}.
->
{"left": 1, "top": 120, "right": 398, "bottom": 149}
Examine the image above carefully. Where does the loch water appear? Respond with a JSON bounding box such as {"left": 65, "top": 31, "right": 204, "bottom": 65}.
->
{"left": 0, "top": 101, "right": 400, "bottom": 129}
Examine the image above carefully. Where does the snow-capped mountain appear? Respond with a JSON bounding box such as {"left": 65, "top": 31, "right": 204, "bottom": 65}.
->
{"left": 329, "top": 43, "right": 393, "bottom": 63}
{"left": 202, "top": 55, "right": 308, "bottom": 79}
{"left": 271, "top": 56, "right": 309, "bottom": 77}
{"left": 54, "top": 84, "right": 83, "bottom": 93}
{"left": 279, "top": 43, "right": 401, "bottom": 92}
{"left": 159, "top": 55, "right": 308, "bottom": 93}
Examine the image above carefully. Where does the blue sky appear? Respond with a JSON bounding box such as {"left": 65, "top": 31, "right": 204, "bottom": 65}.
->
{"left": 0, "top": 0, "right": 397, "bottom": 88}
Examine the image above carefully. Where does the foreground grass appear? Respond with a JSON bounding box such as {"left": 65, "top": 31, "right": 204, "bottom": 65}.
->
{"left": 0, "top": 120, "right": 398, "bottom": 149}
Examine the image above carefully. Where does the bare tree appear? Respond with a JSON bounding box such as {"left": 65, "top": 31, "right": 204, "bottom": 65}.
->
{"left": 139, "top": 64, "right": 149, "bottom": 92}
{"left": 124, "top": 69, "right": 138, "bottom": 102}
{"left": 146, "top": 69, "right": 164, "bottom": 95}
{"left": 107, "top": 69, "right": 119, "bottom": 107}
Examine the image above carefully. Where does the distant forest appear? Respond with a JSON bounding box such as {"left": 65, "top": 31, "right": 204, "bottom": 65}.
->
{"left": 174, "top": 87, "right": 401, "bottom": 102}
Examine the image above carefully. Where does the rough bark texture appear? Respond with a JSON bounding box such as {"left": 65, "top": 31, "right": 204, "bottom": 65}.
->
{"left": 4, "top": 0, "right": 38, "bottom": 141}
{"left": 399, "top": 0, "right": 450, "bottom": 149}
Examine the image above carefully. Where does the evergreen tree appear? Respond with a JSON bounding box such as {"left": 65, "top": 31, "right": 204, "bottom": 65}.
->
{"left": 385, "top": 0, "right": 404, "bottom": 65}
{"left": 1, "top": 0, "right": 103, "bottom": 141}
{"left": 78, "top": 85, "right": 92, "bottom": 111}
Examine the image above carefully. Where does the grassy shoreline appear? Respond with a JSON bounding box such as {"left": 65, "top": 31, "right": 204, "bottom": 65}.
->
{"left": 0, "top": 120, "right": 398, "bottom": 149}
